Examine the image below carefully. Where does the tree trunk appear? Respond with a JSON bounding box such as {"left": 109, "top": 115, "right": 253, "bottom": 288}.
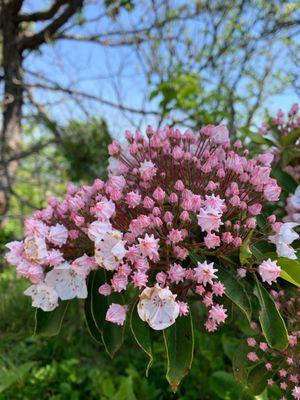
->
{"left": 0, "top": 1, "right": 23, "bottom": 222}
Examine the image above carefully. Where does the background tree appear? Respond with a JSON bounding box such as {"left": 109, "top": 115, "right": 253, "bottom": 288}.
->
{"left": 0, "top": 0, "right": 299, "bottom": 225}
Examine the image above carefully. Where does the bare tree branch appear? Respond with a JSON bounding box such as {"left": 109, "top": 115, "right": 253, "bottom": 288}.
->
{"left": 17, "top": 0, "right": 69, "bottom": 22}
{"left": 19, "top": 0, "right": 83, "bottom": 50}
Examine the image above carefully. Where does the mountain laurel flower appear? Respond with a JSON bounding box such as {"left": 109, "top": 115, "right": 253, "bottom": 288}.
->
{"left": 105, "top": 303, "right": 127, "bottom": 325}
{"left": 269, "top": 222, "right": 299, "bottom": 259}
{"left": 45, "top": 264, "right": 88, "bottom": 300}
{"left": 137, "top": 284, "right": 180, "bottom": 330}
{"left": 95, "top": 230, "right": 126, "bottom": 270}
{"left": 259, "top": 259, "right": 281, "bottom": 285}
{"left": 178, "top": 301, "right": 189, "bottom": 316}
{"left": 197, "top": 208, "right": 223, "bottom": 233}
{"left": 139, "top": 160, "right": 157, "bottom": 181}
{"left": 24, "top": 236, "right": 48, "bottom": 265}
{"left": 247, "top": 352, "right": 259, "bottom": 362}
{"left": 5, "top": 124, "right": 288, "bottom": 337}
{"left": 98, "top": 283, "right": 112, "bottom": 296}
{"left": 168, "top": 263, "right": 185, "bottom": 284}
{"left": 209, "top": 304, "right": 227, "bottom": 324}
{"left": 24, "top": 283, "right": 59, "bottom": 311}
{"left": 47, "top": 223, "right": 68, "bottom": 247}
{"left": 194, "top": 261, "right": 218, "bottom": 286}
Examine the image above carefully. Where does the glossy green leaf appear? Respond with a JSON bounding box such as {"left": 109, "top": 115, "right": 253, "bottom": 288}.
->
{"left": 34, "top": 301, "right": 69, "bottom": 336}
{"left": 253, "top": 276, "right": 288, "bottom": 350}
{"left": 218, "top": 265, "right": 252, "bottom": 322}
{"left": 272, "top": 164, "right": 298, "bottom": 193}
{"left": 102, "top": 320, "right": 125, "bottom": 358}
{"left": 89, "top": 270, "right": 125, "bottom": 357}
{"left": 278, "top": 257, "right": 300, "bottom": 288}
{"left": 84, "top": 276, "right": 102, "bottom": 343}
{"left": 130, "top": 299, "right": 153, "bottom": 376}
{"left": 163, "top": 313, "right": 194, "bottom": 392}
{"left": 247, "top": 363, "right": 274, "bottom": 395}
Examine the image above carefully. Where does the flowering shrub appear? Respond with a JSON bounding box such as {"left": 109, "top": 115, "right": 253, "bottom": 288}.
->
{"left": 238, "top": 289, "right": 300, "bottom": 400}
{"left": 5, "top": 123, "right": 300, "bottom": 392}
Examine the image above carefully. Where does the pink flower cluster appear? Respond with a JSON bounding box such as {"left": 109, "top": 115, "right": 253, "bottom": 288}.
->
{"left": 5, "top": 124, "right": 281, "bottom": 330}
{"left": 259, "top": 103, "right": 300, "bottom": 136}
{"left": 247, "top": 289, "right": 300, "bottom": 400}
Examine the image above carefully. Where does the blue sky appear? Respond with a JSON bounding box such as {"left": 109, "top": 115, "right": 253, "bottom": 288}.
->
{"left": 21, "top": 1, "right": 300, "bottom": 137}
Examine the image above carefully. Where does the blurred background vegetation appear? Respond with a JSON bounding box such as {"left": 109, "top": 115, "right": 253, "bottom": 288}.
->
{"left": 0, "top": 0, "right": 299, "bottom": 398}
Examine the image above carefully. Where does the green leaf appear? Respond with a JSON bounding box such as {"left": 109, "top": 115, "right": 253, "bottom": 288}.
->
{"left": 34, "top": 301, "right": 69, "bottom": 336}
{"left": 218, "top": 265, "right": 252, "bottom": 322}
{"left": 163, "top": 313, "right": 194, "bottom": 392}
{"left": 272, "top": 164, "right": 298, "bottom": 193}
{"left": 232, "top": 343, "right": 251, "bottom": 384}
{"left": 113, "top": 376, "right": 136, "bottom": 400}
{"left": 239, "top": 230, "right": 254, "bottom": 265}
{"left": 84, "top": 276, "right": 102, "bottom": 343}
{"left": 278, "top": 257, "right": 300, "bottom": 288}
{"left": 247, "top": 363, "right": 273, "bottom": 395}
{"left": 90, "top": 270, "right": 125, "bottom": 357}
{"left": 209, "top": 371, "right": 247, "bottom": 399}
{"left": 102, "top": 320, "right": 125, "bottom": 358}
{"left": 0, "top": 362, "right": 36, "bottom": 394}
{"left": 280, "top": 127, "right": 300, "bottom": 146}
{"left": 130, "top": 299, "right": 153, "bottom": 376}
{"left": 253, "top": 276, "right": 288, "bottom": 350}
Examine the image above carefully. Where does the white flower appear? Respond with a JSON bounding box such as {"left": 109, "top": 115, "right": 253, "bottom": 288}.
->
{"left": 24, "top": 283, "right": 58, "bottom": 311}
{"left": 45, "top": 264, "right": 88, "bottom": 300}
{"left": 24, "top": 236, "right": 48, "bottom": 264}
{"left": 88, "top": 220, "right": 112, "bottom": 246}
{"left": 269, "top": 222, "right": 299, "bottom": 259}
{"left": 95, "top": 230, "right": 126, "bottom": 270}
{"left": 137, "top": 284, "right": 179, "bottom": 330}
{"left": 48, "top": 223, "right": 68, "bottom": 247}
{"left": 290, "top": 185, "right": 300, "bottom": 209}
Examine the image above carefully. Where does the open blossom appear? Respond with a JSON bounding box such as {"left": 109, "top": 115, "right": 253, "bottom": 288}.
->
{"left": 94, "top": 230, "right": 126, "bottom": 270}
{"left": 88, "top": 220, "right": 112, "bottom": 246}
{"left": 285, "top": 186, "right": 300, "bottom": 223}
{"left": 24, "top": 236, "right": 48, "bottom": 264}
{"left": 45, "top": 264, "right": 88, "bottom": 300}
{"left": 24, "top": 283, "right": 58, "bottom": 311}
{"left": 269, "top": 222, "right": 299, "bottom": 259}
{"left": 137, "top": 285, "right": 180, "bottom": 330}
{"left": 105, "top": 303, "right": 127, "bottom": 326}
{"left": 259, "top": 259, "right": 281, "bottom": 285}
